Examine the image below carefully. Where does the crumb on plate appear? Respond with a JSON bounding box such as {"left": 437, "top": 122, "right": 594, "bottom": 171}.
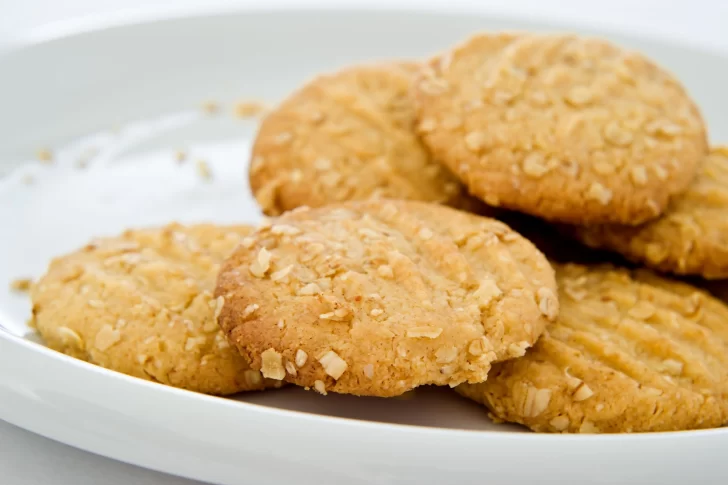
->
{"left": 10, "top": 278, "right": 32, "bottom": 292}
{"left": 196, "top": 159, "right": 212, "bottom": 180}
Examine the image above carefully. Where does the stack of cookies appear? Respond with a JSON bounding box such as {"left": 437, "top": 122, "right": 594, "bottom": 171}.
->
{"left": 29, "top": 33, "right": 728, "bottom": 434}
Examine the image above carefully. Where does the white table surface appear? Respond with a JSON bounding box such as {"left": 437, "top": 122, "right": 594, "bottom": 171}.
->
{"left": 1, "top": 1, "right": 727, "bottom": 484}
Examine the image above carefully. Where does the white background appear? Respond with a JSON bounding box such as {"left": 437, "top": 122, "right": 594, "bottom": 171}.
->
{"left": 0, "top": 1, "right": 726, "bottom": 484}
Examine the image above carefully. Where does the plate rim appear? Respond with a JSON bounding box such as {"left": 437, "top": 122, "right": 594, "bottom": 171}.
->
{"left": 4, "top": 329, "right": 726, "bottom": 441}
{"left": 2, "top": 6, "right": 728, "bottom": 483}
{"left": 4, "top": 1, "right": 728, "bottom": 57}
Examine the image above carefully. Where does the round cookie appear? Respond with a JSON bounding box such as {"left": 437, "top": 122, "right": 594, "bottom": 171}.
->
{"left": 250, "top": 62, "right": 478, "bottom": 216}
{"left": 31, "top": 223, "right": 281, "bottom": 395}
{"left": 457, "top": 263, "right": 728, "bottom": 433}
{"left": 216, "top": 200, "right": 557, "bottom": 397}
{"left": 412, "top": 33, "right": 708, "bottom": 224}
{"left": 574, "top": 147, "right": 728, "bottom": 279}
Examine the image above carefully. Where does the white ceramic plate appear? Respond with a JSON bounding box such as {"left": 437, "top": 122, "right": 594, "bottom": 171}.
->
{"left": 1, "top": 6, "right": 728, "bottom": 485}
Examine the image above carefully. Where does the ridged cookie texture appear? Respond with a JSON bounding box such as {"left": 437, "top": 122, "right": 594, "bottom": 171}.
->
{"left": 250, "top": 62, "right": 478, "bottom": 216}
{"left": 412, "top": 33, "right": 707, "bottom": 225}
{"left": 216, "top": 200, "right": 557, "bottom": 397}
{"left": 457, "top": 263, "right": 728, "bottom": 433}
{"left": 575, "top": 147, "right": 728, "bottom": 279}
{"left": 31, "top": 223, "right": 281, "bottom": 395}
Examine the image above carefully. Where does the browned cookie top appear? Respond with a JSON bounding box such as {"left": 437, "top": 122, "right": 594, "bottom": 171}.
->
{"left": 457, "top": 263, "right": 728, "bottom": 433}
{"left": 250, "top": 62, "right": 477, "bottom": 216}
{"left": 412, "top": 33, "right": 707, "bottom": 224}
{"left": 216, "top": 200, "right": 557, "bottom": 397}
{"left": 575, "top": 147, "right": 728, "bottom": 279}
{"left": 31, "top": 223, "right": 281, "bottom": 395}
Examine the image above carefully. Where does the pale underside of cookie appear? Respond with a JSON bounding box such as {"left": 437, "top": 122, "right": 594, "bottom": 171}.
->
{"left": 250, "top": 62, "right": 480, "bottom": 216}
{"left": 413, "top": 33, "right": 708, "bottom": 224}
{"left": 216, "top": 200, "right": 557, "bottom": 397}
{"left": 31, "top": 223, "right": 281, "bottom": 395}
{"left": 574, "top": 147, "right": 728, "bottom": 279}
{"left": 457, "top": 263, "right": 728, "bottom": 433}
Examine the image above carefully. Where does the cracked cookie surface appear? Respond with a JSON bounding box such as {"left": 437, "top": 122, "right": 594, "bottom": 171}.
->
{"left": 412, "top": 33, "right": 707, "bottom": 224}
{"left": 250, "top": 62, "right": 478, "bottom": 216}
{"left": 457, "top": 263, "right": 728, "bottom": 433}
{"left": 31, "top": 223, "right": 280, "bottom": 395}
{"left": 216, "top": 200, "right": 557, "bottom": 396}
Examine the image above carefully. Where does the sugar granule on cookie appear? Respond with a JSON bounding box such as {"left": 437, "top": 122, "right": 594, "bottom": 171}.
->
{"left": 457, "top": 263, "right": 728, "bottom": 433}
{"left": 30, "top": 223, "right": 282, "bottom": 395}
{"left": 412, "top": 33, "right": 707, "bottom": 225}
{"left": 574, "top": 147, "right": 728, "bottom": 279}
{"left": 249, "top": 62, "right": 480, "bottom": 216}
{"left": 216, "top": 200, "right": 557, "bottom": 397}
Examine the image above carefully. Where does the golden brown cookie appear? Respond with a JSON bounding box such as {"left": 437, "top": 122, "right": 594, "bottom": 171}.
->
{"left": 250, "top": 62, "right": 477, "bottom": 216}
{"left": 457, "top": 263, "right": 728, "bottom": 433}
{"left": 216, "top": 200, "right": 557, "bottom": 397}
{"left": 31, "top": 223, "right": 281, "bottom": 395}
{"left": 412, "top": 33, "right": 708, "bottom": 224}
{"left": 574, "top": 147, "right": 728, "bottom": 279}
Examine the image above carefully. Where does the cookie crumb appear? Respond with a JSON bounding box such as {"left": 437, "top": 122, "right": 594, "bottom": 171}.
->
{"left": 234, "top": 100, "right": 267, "bottom": 118}
{"left": 36, "top": 148, "right": 53, "bottom": 164}
{"left": 10, "top": 278, "right": 32, "bottom": 292}
{"left": 196, "top": 160, "right": 213, "bottom": 180}
{"left": 201, "top": 101, "right": 220, "bottom": 115}
{"left": 175, "top": 150, "right": 187, "bottom": 163}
